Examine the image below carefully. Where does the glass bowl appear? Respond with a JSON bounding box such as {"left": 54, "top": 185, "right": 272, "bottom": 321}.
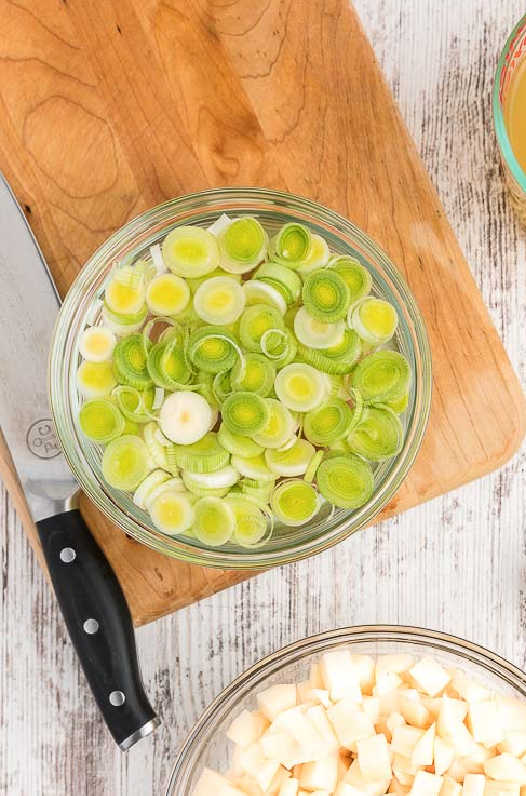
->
{"left": 494, "top": 14, "right": 526, "bottom": 224}
{"left": 50, "top": 188, "right": 432, "bottom": 569}
{"left": 166, "top": 625, "right": 526, "bottom": 795}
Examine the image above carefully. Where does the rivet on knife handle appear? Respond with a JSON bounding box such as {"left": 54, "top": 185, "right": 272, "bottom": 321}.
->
{"left": 36, "top": 507, "right": 160, "bottom": 749}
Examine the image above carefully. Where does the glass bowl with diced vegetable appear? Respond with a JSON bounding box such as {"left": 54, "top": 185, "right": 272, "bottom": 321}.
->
{"left": 50, "top": 188, "right": 431, "bottom": 567}
{"left": 166, "top": 625, "right": 526, "bottom": 795}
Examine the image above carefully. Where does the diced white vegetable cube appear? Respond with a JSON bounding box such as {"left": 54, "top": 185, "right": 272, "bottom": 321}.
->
{"left": 279, "top": 778, "right": 299, "bottom": 796}
{"left": 412, "top": 723, "right": 435, "bottom": 767}
{"left": 227, "top": 709, "right": 269, "bottom": 746}
{"left": 410, "top": 659, "right": 451, "bottom": 697}
{"left": 363, "top": 697, "right": 381, "bottom": 725}
{"left": 320, "top": 650, "right": 363, "bottom": 702}
{"left": 468, "top": 699, "right": 504, "bottom": 747}
{"left": 451, "top": 673, "right": 490, "bottom": 704}
{"left": 392, "top": 752, "right": 419, "bottom": 781}
{"left": 391, "top": 726, "right": 425, "bottom": 758}
{"left": 306, "top": 705, "right": 339, "bottom": 752}
{"left": 439, "top": 777, "right": 461, "bottom": 796}
{"left": 257, "top": 684, "right": 297, "bottom": 722}
{"left": 377, "top": 654, "right": 416, "bottom": 676}
{"left": 298, "top": 755, "right": 338, "bottom": 792}
{"left": 400, "top": 691, "right": 433, "bottom": 729}
{"left": 434, "top": 737, "right": 455, "bottom": 776}
{"left": 352, "top": 655, "right": 377, "bottom": 694}
{"left": 499, "top": 733, "right": 526, "bottom": 757}
{"left": 192, "top": 768, "right": 246, "bottom": 796}
{"left": 236, "top": 742, "right": 281, "bottom": 791}
{"left": 344, "top": 759, "right": 391, "bottom": 795}
{"left": 408, "top": 770, "right": 443, "bottom": 795}
{"left": 387, "top": 712, "right": 407, "bottom": 738}
{"left": 461, "top": 774, "right": 485, "bottom": 796}
{"left": 309, "top": 664, "right": 324, "bottom": 690}
{"left": 272, "top": 706, "right": 327, "bottom": 761}
{"left": 260, "top": 730, "right": 300, "bottom": 765}
{"left": 375, "top": 671, "right": 404, "bottom": 697}
{"left": 327, "top": 699, "right": 376, "bottom": 749}
{"left": 356, "top": 734, "right": 392, "bottom": 781}
{"left": 484, "top": 753, "right": 526, "bottom": 783}
{"left": 498, "top": 698, "right": 526, "bottom": 734}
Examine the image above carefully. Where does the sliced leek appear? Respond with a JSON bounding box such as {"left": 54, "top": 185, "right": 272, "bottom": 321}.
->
{"left": 133, "top": 469, "right": 170, "bottom": 509}
{"left": 102, "top": 435, "right": 150, "bottom": 491}
{"left": 253, "top": 398, "right": 296, "bottom": 449}
{"left": 296, "top": 234, "right": 330, "bottom": 275}
{"left": 302, "top": 268, "right": 350, "bottom": 322}
{"left": 146, "top": 273, "right": 190, "bottom": 316}
{"left": 102, "top": 302, "right": 148, "bottom": 335}
{"left": 316, "top": 454, "right": 374, "bottom": 509}
{"left": 188, "top": 326, "right": 240, "bottom": 374}
{"left": 230, "top": 353, "right": 275, "bottom": 396}
{"left": 113, "top": 334, "right": 152, "bottom": 390}
{"left": 239, "top": 303, "right": 285, "bottom": 352}
{"left": 329, "top": 255, "right": 372, "bottom": 304}
{"left": 149, "top": 489, "right": 194, "bottom": 534}
{"left": 147, "top": 338, "right": 192, "bottom": 390}
{"left": 112, "top": 385, "right": 155, "bottom": 424}
{"left": 294, "top": 306, "right": 346, "bottom": 349}
{"left": 351, "top": 350, "right": 411, "bottom": 403}
{"left": 212, "top": 370, "right": 232, "bottom": 404}
{"left": 227, "top": 495, "right": 268, "bottom": 547}
{"left": 350, "top": 297, "right": 398, "bottom": 344}
{"left": 79, "top": 326, "right": 116, "bottom": 362}
{"left": 347, "top": 406, "right": 403, "bottom": 461}
{"left": 159, "top": 391, "right": 213, "bottom": 444}
{"left": 105, "top": 268, "right": 146, "bottom": 315}
{"left": 193, "top": 497, "right": 235, "bottom": 546}
{"left": 218, "top": 217, "right": 267, "bottom": 273}
{"left": 271, "top": 479, "right": 320, "bottom": 526}
{"left": 304, "top": 398, "right": 353, "bottom": 446}
{"left": 274, "top": 363, "right": 328, "bottom": 412}
{"left": 231, "top": 453, "right": 275, "bottom": 481}
{"left": 79, "top": 399, "right": 125, "bottom": 443}
{"left": 255, "top": 262, "right": 302, "bottom": 304}
{"left": 265, "top": 438, "right": 315, "bottom": 477}
{"left": 162, "top": 225, "right": 219, "bottom": 277}
{"left": 298, "top": 329, "right": 361, "bottom": 374}
{"left": 182, "top": 465, "right": 240, "bottom": 491}
{"left": 243, "top": 280, "right": 287, "bottom": 315}
{"left": 217, "top": 423, "right": 264, "bottom": 458}
{"left": 173, "top": 432, "right": 229, "bottom": 473}
{"left": 270, "top": 222, "right": 312, "bottom": 267}
{"left": 193, "top": 275, "right": 245, "bottom": 325}
{"left": 221, "top": 391, "right": 269, "bottom": 436}
{"left": 304, "top": 449, "right": 324, "bottom": 483}
{"left": 77, "top": 360, "right": 117, "bottom": 399}
{"left": 262, "top": 328, "right": 297, "bottom": 368}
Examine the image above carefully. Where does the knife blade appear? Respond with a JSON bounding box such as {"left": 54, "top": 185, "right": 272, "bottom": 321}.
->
{"left": 0, "top": 173, "right": 159, "bottom": 750}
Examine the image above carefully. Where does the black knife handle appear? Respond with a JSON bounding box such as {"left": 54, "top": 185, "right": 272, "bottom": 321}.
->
{"left": 36, "top": 508, "right": 159, "bottom": 749}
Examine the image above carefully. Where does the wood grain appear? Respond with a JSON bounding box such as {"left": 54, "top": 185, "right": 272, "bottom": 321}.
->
{"left": 2, "top": 1, "right": 526, "bottom": 794}
{"left": 0, "top": 0, "right": 524, "bottom": 629}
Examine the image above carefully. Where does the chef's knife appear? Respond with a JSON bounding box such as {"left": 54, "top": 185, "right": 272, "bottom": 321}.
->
{"left": 0, "top": 173, "right": 159, "bottom": 749}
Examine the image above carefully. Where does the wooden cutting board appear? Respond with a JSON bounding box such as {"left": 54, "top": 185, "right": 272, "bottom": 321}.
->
{"left": 0, "top": 0, "right": 524, "bottom": 626}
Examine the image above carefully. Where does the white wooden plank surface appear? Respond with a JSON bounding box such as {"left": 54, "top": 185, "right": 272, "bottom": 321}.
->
{"left": 2, "top": 1, "right": 526, "bottom": 793}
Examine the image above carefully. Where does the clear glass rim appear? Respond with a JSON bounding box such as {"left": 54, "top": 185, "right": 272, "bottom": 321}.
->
{"left": 493, "top": 14, "right": 526, "bottom": 191}
{"left": 50, "top": 187, "right": 432, "bottom": 569}
{"left": 166, "top": 624, "right": 526, "bottom": 795}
